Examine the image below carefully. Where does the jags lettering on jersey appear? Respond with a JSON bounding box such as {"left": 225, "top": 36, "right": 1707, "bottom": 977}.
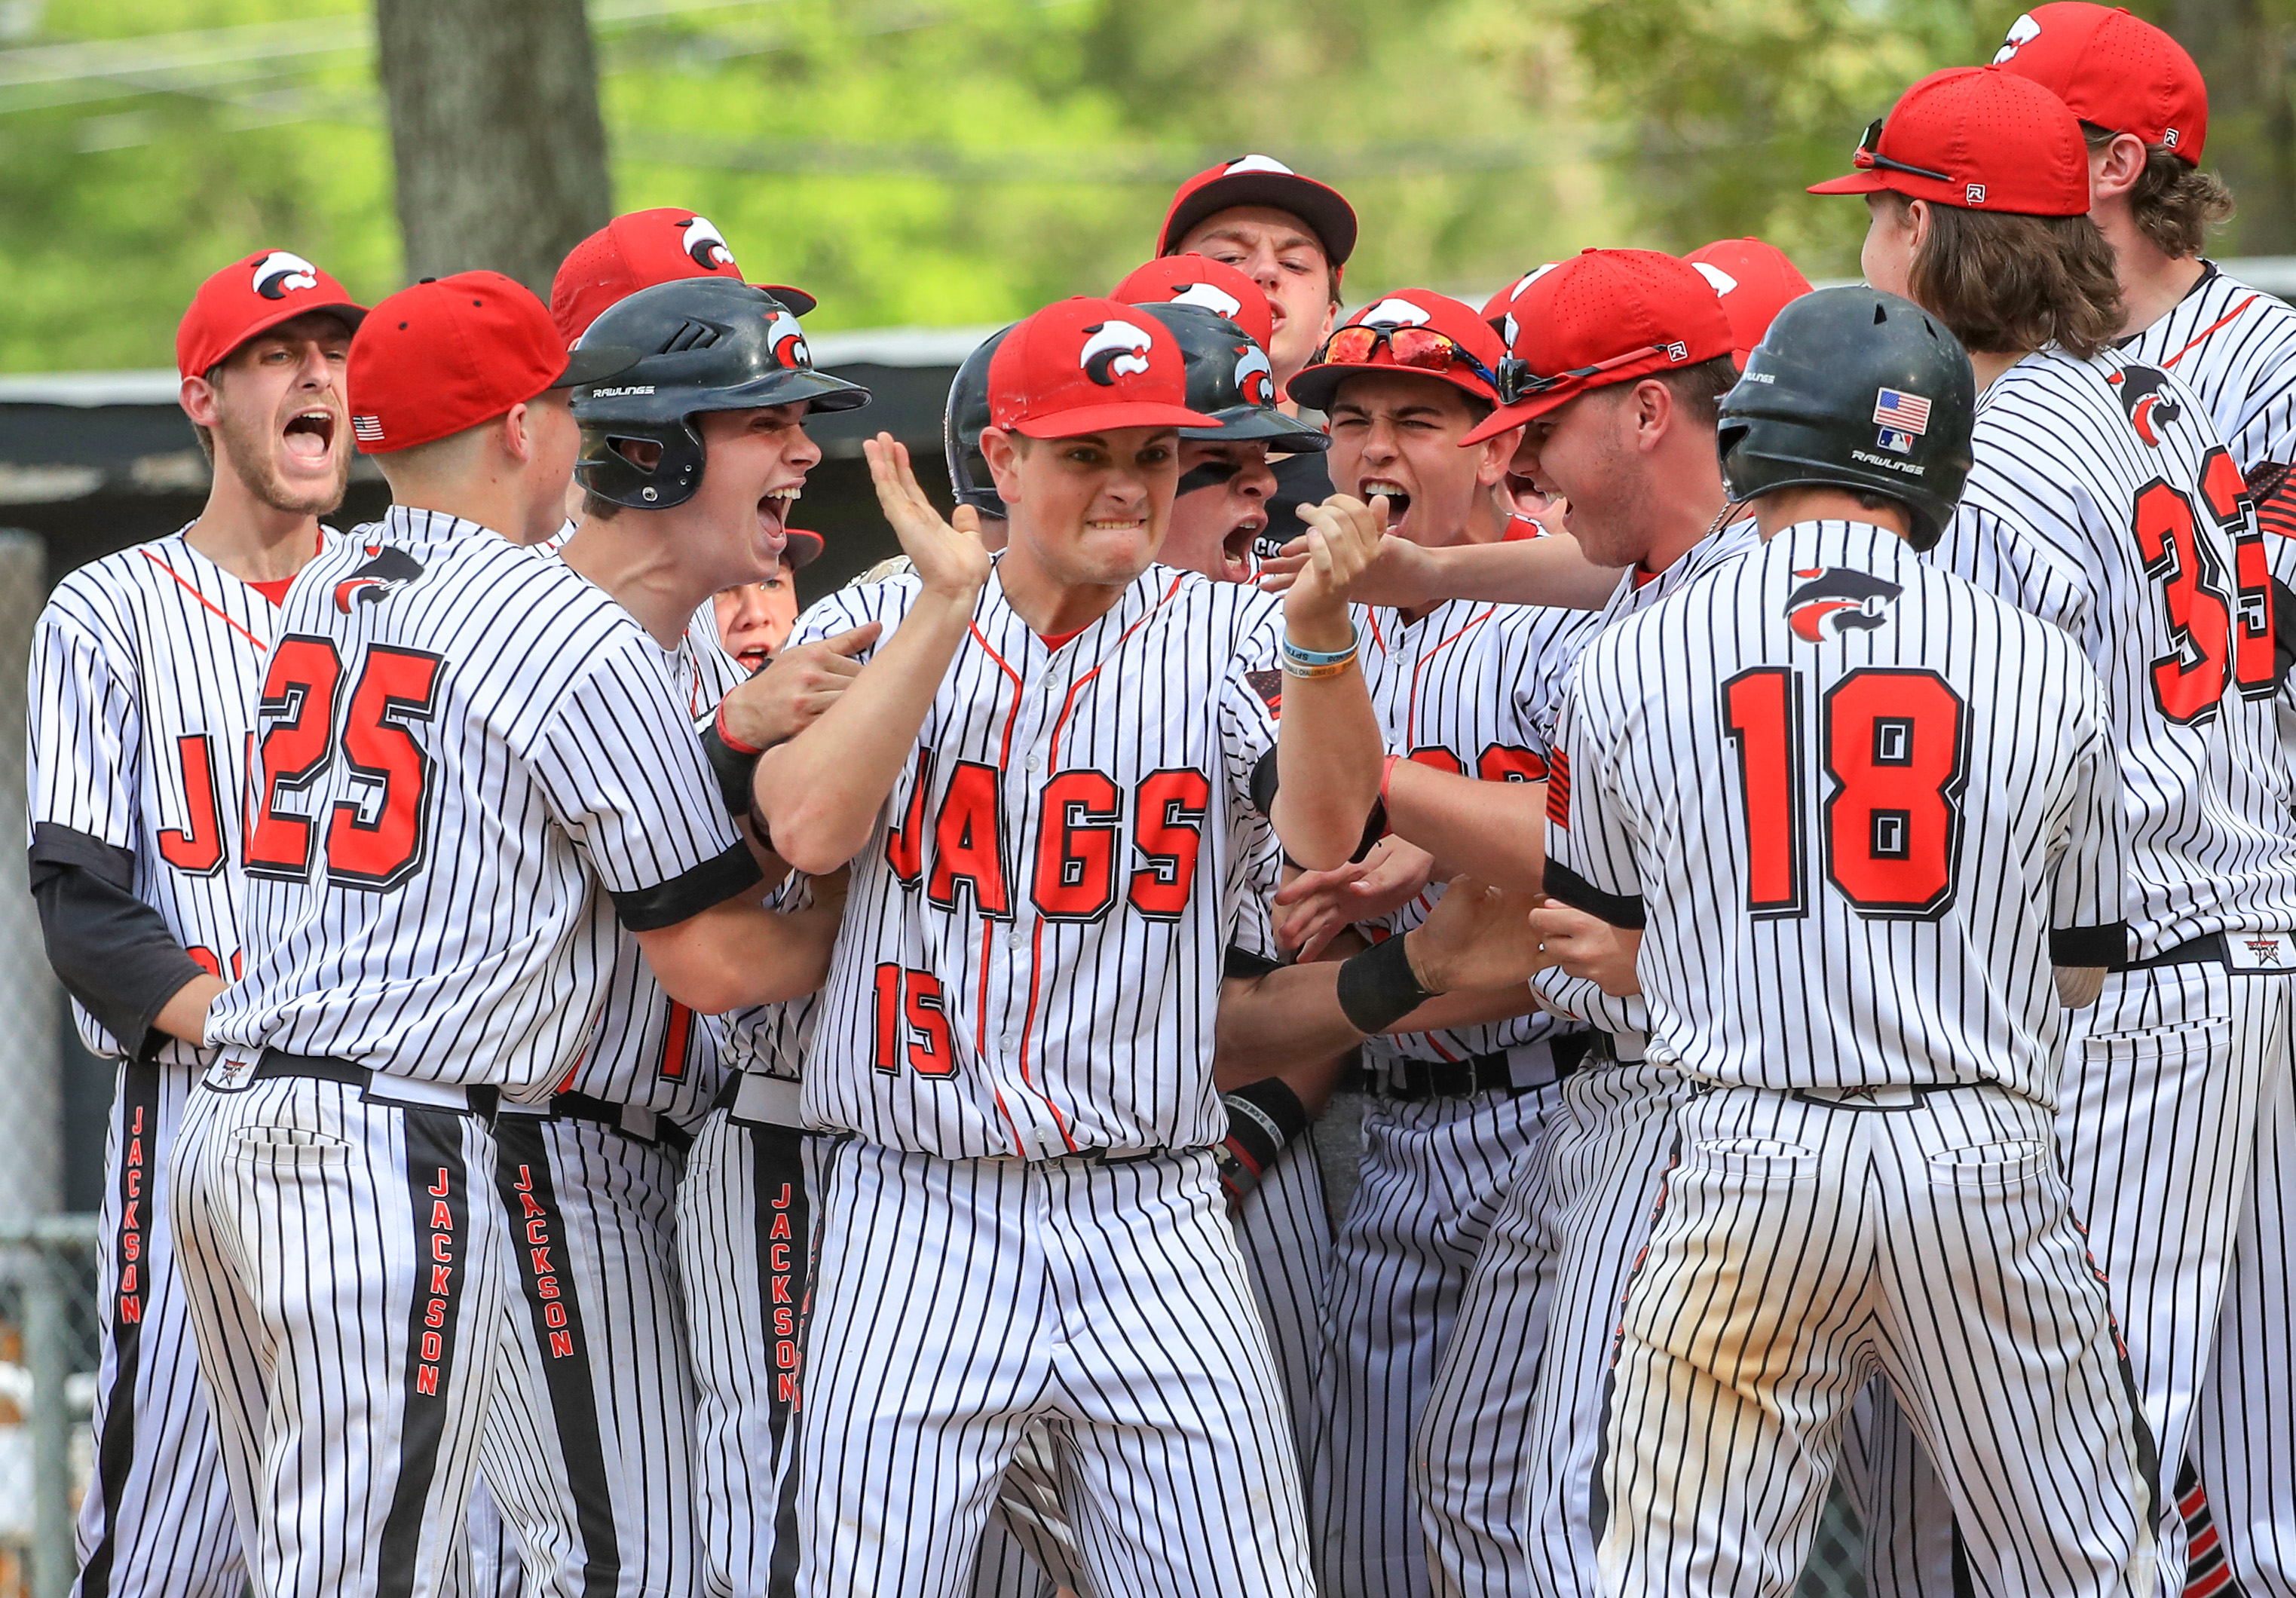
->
{"left": 782, "top": 560, "right": 1283, "bottom": 1161}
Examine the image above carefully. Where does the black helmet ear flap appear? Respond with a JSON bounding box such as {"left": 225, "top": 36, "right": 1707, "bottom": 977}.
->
{"left": 574, "top": 417, "right": 707, "bottom": 508}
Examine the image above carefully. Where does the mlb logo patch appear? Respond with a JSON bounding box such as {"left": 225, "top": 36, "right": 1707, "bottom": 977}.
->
{"left": 1876, "top": 427, "right": 1917, "bottom": 453}
{"left": 1872, "top": 388, "right": 1931, "bottom": 434}
{"left": 1965, "top": 183, "right": 1988, "bottom": 205}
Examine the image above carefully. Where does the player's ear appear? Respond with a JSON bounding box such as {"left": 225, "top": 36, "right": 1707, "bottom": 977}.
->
{"left": 498, "top": 400, "right": 534, "bottom": 467}
{"left": 1905, "top": 197, "right": 1934, "bottom": 259}
{"left": 179, "top": 372, "right": 222, "bottom": 430}
{"left": 1471, "top": 426, "right": 1520, "bottom": 488}
{"left": 1630, "top": 378, "right": 1674, "bottom": 453}
{"left": 981, "top": 427, "right": 1025, "bottom": 507}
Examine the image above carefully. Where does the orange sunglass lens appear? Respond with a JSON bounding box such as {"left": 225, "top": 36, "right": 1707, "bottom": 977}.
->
{"left": 1326, "top": 326, "right": 1382, "bottom": 364}
{"left": 1385, "top": 327, "right": 1461, "bottom": 370}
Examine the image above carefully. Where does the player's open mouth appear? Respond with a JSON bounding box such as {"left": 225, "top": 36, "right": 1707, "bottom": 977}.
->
{"left": 735, "top": 645, "right": 770, "bottom": 672}
{"left": 1360, "top": 478, "right": 1411, "bottom": 525}
{"left": 1220, "top": 519, "right": 1260, "bottom": 579}
{"left": 282, "top": 409, "right": 335, "bottom": 463}
{"left": 758, "top": 485, "right": 799, "bottom": 543}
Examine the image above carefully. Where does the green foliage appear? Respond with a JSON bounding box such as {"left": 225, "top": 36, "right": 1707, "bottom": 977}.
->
{"left": 2, "top": 0, "right": 2261, "bottom": 372}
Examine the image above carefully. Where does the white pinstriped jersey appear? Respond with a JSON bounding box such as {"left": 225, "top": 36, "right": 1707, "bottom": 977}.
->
{"left": 1934, "top": 345, "right": 2296, "bottom": 954}
{"left": 27, "top": 526, "right": 335, "bottom": 1064}
{"left": 208, "top": 505, "right": 753, "bottom": 1093}
{"left": 1528, "top": 515, "right": 1763, "bottom": 1043}
{"left": 787, "top": 559, "right": 1284, "bottom": 1159}
{"left": 526, "top": 550, "right": 753, "bottom": 1122}
{"left": 1548, "top": 519, "right": 2128, "bottom": 1101}
{"left": 2121, "top": 264, "right": 2296, "bottom": 545}
{"left": 546, "top": 622, "right": 752, "bottom": 1122}
{"left": 1355, "top": 595, "right": 1599, "bottom": 1068}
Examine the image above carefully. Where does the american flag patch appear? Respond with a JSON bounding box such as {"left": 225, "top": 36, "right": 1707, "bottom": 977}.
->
{"left": 351, "top": 415, "right": 385, "bottom": 443}
{"left": 1872, "top": 389, "right": 1930, "bottom": 434}
{"left": 1546, "top": 748, "right": 1570, "bottom": 828}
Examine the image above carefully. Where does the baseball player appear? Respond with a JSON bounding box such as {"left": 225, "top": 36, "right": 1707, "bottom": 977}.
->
{"left": 1156, "top": 157, "right": 1358, "bottom": 546}
{"left": 1994, "top": 19, "right": 2296, "bottom": 1585}
{"left": 1551, "top": 282, "right": 2157, "bottom": 1598}
{"left": 455, "top": 273, "right": 871, "bottom": 1598}
{"left": 713, "top": 531, "right": 820, "bottom": 669}
{"left": 167, "top": 270, "right": 843, "bottom": 1598}
{"left": 1298, "top": 251, "right": 1754, "bottom": 1598}
{"left": 27, "top": 249, "right": 366, "bottom": 1598}
{"left": 1268, "top": 286, "right": 1597, "bottom": 1598}
{"left": 1812, "top": 63, "right": 2296, "bottom": 1588}
{"left": 749, "top": 292, "right": 1404, "bottom": 1598}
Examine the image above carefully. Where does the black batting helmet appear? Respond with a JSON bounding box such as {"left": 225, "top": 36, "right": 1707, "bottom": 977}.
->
{"left": 944, "top": 326, "right": 1011, "bottom": 516}
{"left": 572, "top": 278, "right": 870, "bottom": 510}
{"left": 1135, "top": 304, "right": 1329, "bottom": 451}
{"left": 1717, "top": 286, "right": 1974, "bottom": 550}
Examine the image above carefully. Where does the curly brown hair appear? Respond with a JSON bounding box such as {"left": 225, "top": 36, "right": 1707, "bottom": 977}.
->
{"left": 1892, "top": 194, "right": 2126, "bottom": 359}
{"left": 2083, "top": 124, "right": 2235, "bottom": 260}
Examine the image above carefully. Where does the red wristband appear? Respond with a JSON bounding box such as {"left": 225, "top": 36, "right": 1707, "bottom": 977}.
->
{"left": 715, "top": 699, "right": 765, "bottom": 758}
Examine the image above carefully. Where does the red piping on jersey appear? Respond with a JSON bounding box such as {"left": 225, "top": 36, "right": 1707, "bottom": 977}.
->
{"left": 2160, "top": 294, "right": 2261, "bottom": 370}
{"left": 1017, "top": 573, "right": 1183, "bottom": 1150}
{"left": 968, "top": 623, "right": 1024, "bottom": 771}
{"left": 1045, "top": 574, "right": 1183, "bottom": 768}
{"left": 141, "top": 550, "right": 268, "bottom": 654}
{"left": 1405, "top": 606, "right": 1494, "bottom": 745}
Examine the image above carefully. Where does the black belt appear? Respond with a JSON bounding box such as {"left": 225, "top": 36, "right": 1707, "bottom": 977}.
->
{"left": 505, "top": 1091, "right": 694, "bottom": 1156}
{"left": 253, "top": 1051, "right": 498, "bottom": 1119}
{"left": 1364, "top": 1032, "right": 1594, "bottom": 1102}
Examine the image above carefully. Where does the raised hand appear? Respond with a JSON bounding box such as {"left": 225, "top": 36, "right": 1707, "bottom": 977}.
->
{"left": 720, "top": 623, "right": 882, "bottom": 749}
{"left": 1283, "top": 492, "right": 1388, "bottom": 645}
{"left": 864, "top": 433, "right": 990, "bottom": 603}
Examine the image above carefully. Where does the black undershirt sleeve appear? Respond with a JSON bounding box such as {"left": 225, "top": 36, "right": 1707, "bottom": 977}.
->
{"left": 27, "top": 822, "right": 209, "bottom": 1064}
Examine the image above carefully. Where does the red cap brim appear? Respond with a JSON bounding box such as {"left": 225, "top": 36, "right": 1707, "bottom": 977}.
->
{"left": 1806, "top": 170, "right": 1897, "bottom": 195}
{"left": 1459, "top": 397, "right": 1555, "bottom": 445}
{"left": 1008, "top": 402, "right": 1220, "bottom": 438}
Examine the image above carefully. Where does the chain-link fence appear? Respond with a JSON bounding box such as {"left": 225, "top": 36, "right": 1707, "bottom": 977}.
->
{"left": 0, "top": 1217, "right": 102, "bottom": 1598}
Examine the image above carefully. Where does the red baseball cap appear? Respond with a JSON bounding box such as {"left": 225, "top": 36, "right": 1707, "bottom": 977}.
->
{"left": 1287, "top": 289, "right": 1505, "bottom": 414}
{"left": 1682, "top": 239, "right": 1814, "bottom": 366}
{"left": 1157, "top": 155, "right": 1359, "bottom": 270}
{"left": 550, "top": 207, "right": 819, "bottom": 346}
{"left": 1111, "top": 254, "right": 1275, "bottom": 351}
{"left": 987, "top": 297, "right": 1216, "bottom": 439}
{"left": 1462, "top": 250, "right": 1735, "bottom": 444}
{"left": 1993, "top": 4, "right": 2206, "bottom": 164}
{"left": 1808, "top": 67, "right": 2089, "bottom": 216}
{"left": 348, "top": 271, "right": 639, "bottom": 454}
{"left": 177, "top": 249, "right": 367, "bottom": 379}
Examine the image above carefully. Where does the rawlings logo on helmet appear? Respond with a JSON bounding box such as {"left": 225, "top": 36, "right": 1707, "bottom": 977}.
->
{"left": 1170, "top": 281, "right": 1245, "bottom": 321}
{"left": 1993, "top": 12, "right": 2040, "bottom": 62}
{"left": 252, "top": 250, "right": 320, "bottom": 300}
{"left": 679, "top": 216, "right": 738, "bottom": 273}
{"left": 1355, "top": 296, "right": 1434, "bottom": 329}
{"left": 764, "top": 308, "right": 810, "bottom": 369}
{"left": 1235, "top": 343, "right": 1275, "bottom": 408}
{"left": 1079, "top": 319, "right": 1156, "bottom": 385}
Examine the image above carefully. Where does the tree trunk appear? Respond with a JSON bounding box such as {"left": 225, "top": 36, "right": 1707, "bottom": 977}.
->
{"left": 375, "top": 0, "right": 612, "bottom": 295}
{"left": 2160, "top": 0, "right": 2296, "bottom": 255}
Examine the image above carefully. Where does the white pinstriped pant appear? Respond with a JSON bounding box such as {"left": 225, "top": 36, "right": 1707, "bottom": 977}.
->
{"left": 467, "top": 1114, "right": 699, "bottom": 1598}
{"left": 74, "top": 1061, "right": 243, "bottom": 1598}
{"left": 1413, "top": 1061, "right": 1685, "bottom": 1598}
{"left": 1857, "top": 962, "right": 2294, "bottom": 1598}
{"left": 1237, "top": 1128, "right": 1337, "bottom": 1469}
{"left": 1599, "top": 1082, "right": 2157, "bottom": 1598}
{"left": 793, "top": 1139, "right": 1312, "bottom": 1598}
{"left": 678, "top": 1097, "right": 1097, "bottom": 1598}
{"left": 171, "top": 1075, "right": 509, "bottom": 1598}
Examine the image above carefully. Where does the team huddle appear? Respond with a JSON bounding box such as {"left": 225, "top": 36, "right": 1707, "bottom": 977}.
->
{"left": 26, "top": 6, "right": 2296, "bottom": 1598}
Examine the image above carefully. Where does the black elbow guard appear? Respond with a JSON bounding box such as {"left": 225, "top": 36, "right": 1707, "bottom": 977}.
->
{"left": 1214, "top": 1077, "right": 1311, "bottom": 1213}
